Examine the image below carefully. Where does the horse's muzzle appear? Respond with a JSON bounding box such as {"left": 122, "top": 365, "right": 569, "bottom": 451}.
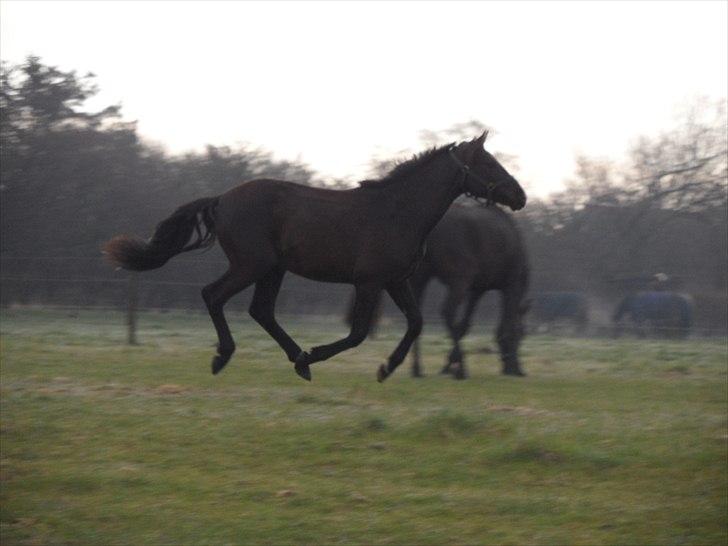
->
{"left": 510, "top": 191, "right": 527, "bottom": 211}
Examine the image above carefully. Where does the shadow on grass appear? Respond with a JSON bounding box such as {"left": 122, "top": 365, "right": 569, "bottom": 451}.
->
{"left": 406, "top": 411, "right": 514, "bottom": 440}
{"left": 494, "top": 441, "right": 623, "bottom": 470}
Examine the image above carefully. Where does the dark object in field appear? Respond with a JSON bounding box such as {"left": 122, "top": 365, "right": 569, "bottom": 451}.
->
{"left": 346, "top": 204, "right": 529, "bottom": 379}
{"left": 612, "top": 291, "right": 693, "bottom": 339}
{"left": 103, "top": 133, "right": 526, "bottom": 382}
{"left": 529, "top": 292, "right": 589, "bottom": 334}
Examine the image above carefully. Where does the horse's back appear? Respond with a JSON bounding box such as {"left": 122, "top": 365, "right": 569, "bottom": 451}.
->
{"left": 634, "top": 291, "right": 691, "bottom": 314}
{"left": 218, "top": 178, "right": 417, "bottom": 283}
{"left": 615, "top": 291, "right": 693, "bottom": 336}
{"left": 214, "top": 180, "right": 358, "bottom": 277}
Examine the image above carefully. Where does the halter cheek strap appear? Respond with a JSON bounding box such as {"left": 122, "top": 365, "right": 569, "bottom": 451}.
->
{"left": 448, "top": 148, "right": 498, "bottom": 206}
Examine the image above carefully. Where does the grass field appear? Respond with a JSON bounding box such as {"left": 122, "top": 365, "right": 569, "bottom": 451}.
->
{"left": 1, "top": 308, "right": 726, "bottom": 545}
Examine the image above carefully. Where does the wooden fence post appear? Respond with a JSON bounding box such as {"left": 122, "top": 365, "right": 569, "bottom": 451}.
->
{"left": 127, "top": 273, "right": 138, "bottom": 345}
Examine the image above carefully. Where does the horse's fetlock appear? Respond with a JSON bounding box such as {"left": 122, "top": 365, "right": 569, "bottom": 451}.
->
{"left": 218, "top": 342, "right": 235, "bottom": 358}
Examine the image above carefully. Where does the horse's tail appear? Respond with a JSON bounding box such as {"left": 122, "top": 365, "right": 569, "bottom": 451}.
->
{"left": 102, "top": 197, "right": 219, "bottom": 271}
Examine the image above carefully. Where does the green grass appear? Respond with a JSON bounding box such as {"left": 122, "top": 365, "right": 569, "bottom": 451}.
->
{"left": 1, "top": 308, "right": 726, "bottom": 545}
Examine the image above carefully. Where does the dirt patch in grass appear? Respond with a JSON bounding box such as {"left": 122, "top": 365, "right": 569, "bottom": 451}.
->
{"left": 4, "top": 378, "right": 194, "bottom": 399}
{"left": 485, "top": 403, "right": 554, "bottom": 417}
{"left": 497, "top": 441, "right": 623, "bottom": 470}
{"left": 295, "top": 393, "right": 353, "bottom": 406}
{"left": 406, "top": 410, "right": 511, "bottom": 440}
{"left": 153, "top": 384, "right": 189, "bottom": 395}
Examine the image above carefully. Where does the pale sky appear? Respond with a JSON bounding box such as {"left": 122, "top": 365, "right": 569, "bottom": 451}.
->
{"left": 1, "top": 0, "right": 726, "bottom": 196}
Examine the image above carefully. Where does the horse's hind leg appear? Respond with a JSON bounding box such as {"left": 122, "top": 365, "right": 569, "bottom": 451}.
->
{"left": 377, "top": 280, "right": 423, "bottom": 382}
{"left": 202, "top": 269, "right": 255, "bottom": 375}
{"left": 497, "top": 287, "right": 526, "bottom": 377}
{"left": 408, "top": 277, "right": 427, "bottom": 378}
{"left": 248, "top": 267, "right": 303, "bottom": 364}
{"left": 439, "top": 281, "right": 470, "bottom": 379}
{"left": 455, "top": 291, "right": 483, "bottom": 340}
{"left": 450, "top": 291, "right": 484, "bottom": 379}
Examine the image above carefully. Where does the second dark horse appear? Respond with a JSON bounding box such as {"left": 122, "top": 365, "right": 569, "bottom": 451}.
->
{"left": 347, "top": 203, "right": 530, "bottom": 379}
{"left": 103, "top": 133, "right": 526, "bottom": 382}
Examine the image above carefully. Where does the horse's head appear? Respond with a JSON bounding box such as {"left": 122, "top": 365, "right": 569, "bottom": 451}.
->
{"left": 450, "top": 132, "right": 527, "bottom": 211}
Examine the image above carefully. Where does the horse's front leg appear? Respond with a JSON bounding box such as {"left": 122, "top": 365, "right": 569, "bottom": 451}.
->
{"left": 294, "top": 283, "right": 380, "bottom": 380}
{"left": 377, "top": 280, "right": 423, "bottom": 382}
{"left": 438, "top": 280, "right": 470, "bottom": 380}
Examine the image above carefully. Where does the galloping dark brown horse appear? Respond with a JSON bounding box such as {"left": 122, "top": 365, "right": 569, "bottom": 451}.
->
{"left": 103, "top": 133, "right": 526, "bottom": 382}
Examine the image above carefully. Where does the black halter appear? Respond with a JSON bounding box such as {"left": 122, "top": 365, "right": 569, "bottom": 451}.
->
{"left": 448, "top": 147, "right": 498, "bottom": 206}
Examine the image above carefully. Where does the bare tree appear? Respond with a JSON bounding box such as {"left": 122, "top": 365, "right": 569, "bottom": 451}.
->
{"left": 520, "top": 98, "right": 727, "bottom": 295}
{"left": 624, "top": 98, "right": 727, "bottom": 214}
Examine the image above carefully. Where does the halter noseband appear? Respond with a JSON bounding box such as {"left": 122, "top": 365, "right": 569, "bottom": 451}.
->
{"left": 448, "top": 147, "right": 498, "bottom": 206}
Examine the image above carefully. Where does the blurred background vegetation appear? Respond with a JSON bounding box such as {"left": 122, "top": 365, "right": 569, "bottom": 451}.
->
{"left": 1, "top": 56, "right": 726, "bottom": 333}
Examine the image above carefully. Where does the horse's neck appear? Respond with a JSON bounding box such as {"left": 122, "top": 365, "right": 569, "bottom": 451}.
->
{"left": 381, "top": 159, "right": 462, "bottom": 239}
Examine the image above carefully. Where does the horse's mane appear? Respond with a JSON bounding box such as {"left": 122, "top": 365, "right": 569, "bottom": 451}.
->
{"left": 359, "top": 142, "right": 455, "bottom": 189}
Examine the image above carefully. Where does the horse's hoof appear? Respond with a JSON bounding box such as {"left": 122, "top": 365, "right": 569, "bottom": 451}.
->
{"left": 294, "top": 351, "right": 312, "bottom": 382}
{"left": 503, "top": 369, "right": 526, "bottom": 377}
{"left": 211, "top": 354, "right": 228, "bottom": 375}
{"left": 377, "top": 364, "right": 390, "bottom": 383}
{"left": 295, "top": 364, "right": 311, "bottom": 382}
{"left": 451, "top": 362, "right": 467, "bottom": 380}
{"left": 411, "top": 371, "right": 425, "bottom": 379}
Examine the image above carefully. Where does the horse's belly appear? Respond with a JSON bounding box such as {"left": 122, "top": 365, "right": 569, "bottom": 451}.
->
{"left": 286, "top": 262, "right": 353, "bottom": 283}
{"left": 282, "top": 245, "right": 355, "bottom": 283}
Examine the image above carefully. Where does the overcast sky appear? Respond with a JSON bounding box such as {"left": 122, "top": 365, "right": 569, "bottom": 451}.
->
{"left": 1, "top": 0, "right": 726, "bottom": 196}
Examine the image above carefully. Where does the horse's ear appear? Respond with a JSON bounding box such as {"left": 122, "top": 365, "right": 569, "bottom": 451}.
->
{"left": 476, "top": 130, "right": 489, "bottom": 146}
{"left": 457, "top": 131, "right": 488, "bottom": 162}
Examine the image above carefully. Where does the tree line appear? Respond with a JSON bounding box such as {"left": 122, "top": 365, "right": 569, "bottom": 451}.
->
{"left": 1, "top": 57, "right": 726, "bottom": 330}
